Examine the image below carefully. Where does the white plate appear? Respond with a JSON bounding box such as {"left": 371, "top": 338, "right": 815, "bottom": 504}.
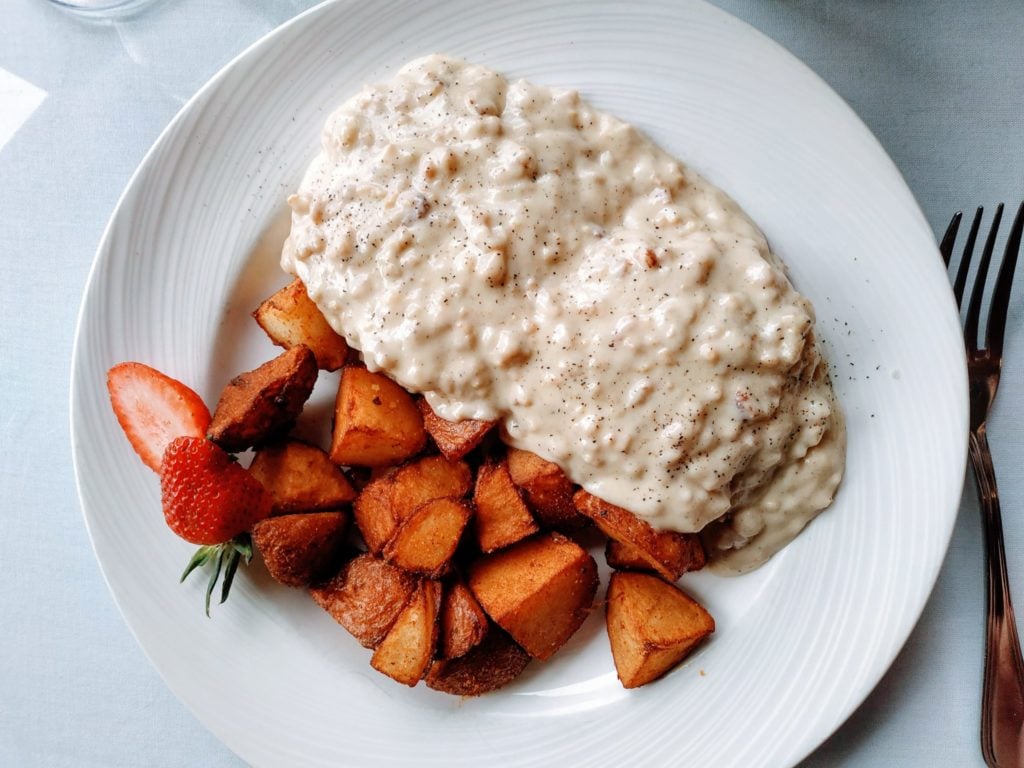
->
{"left": 70, "top": 1, "right": 967, "bottom": 765}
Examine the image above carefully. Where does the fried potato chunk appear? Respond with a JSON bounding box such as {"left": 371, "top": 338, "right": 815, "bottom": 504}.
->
{"left": 353, "top": 455, "right": 472, "bottom": 554}
{"left": 439, "top": 580, "right": 489, "bottom": 660}
{"left": 473, "top": 459, "right": 539, "bottom": 553}
{"left": 249, "top": 440, "right": 356, "bottom": 515}
{"left": 468, "top": 532, "right": 598, "bottom": 660}
{"left": 383, "top": 498, "right": 472, "bottom": 576}
{"left": 207, "top": 345, "right": 318, "bottom": 451}
{"left": 426, "top": 628, "right": 530, "bottom": 696}
{"left": 416, "top": 399, "right": 495, "bottom": 460}
{"left": 351, "top": 476, "right": 396, "bottom": 555}
{"left": 574, "top": 490, "right": 706, "bottom": 581}
{"left": 309, "top": 553, "right": 416, "bottom": 648}
{"left": 606, "top": 572, "right": 714, "bottom": 689}
{"left": 607, "top": 540, "right": 658, "bottom": 572}
{"left": 371, "top": 580, "right": 442, "bottom": 686}
{"left": 388, "top": 456, "right": 473, "bottom": 523}
{"left": 253, "top": 279, "right": 349, "bottom": 370}
{"left": 330, "top": 367, "right": 426, "bottom": 467}
{"left": 605, "top": 536, "right": 706, "bottom": 576}
{"left": 506, "top": 448, "right": 585, "bottom": 529}
{"left": 251, "top": 511, "right": 349, "bottom": 588}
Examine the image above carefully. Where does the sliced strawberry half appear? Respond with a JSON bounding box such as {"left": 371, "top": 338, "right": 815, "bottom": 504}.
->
{"left": 107, "top": 362, "right": 212, "bottom": 472}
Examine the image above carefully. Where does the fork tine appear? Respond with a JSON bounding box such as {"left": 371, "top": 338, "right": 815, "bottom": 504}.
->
{"left": 965, "top": 204, "right": 1004, "bottom": 348}
{"left": 954, "top": 207, "right": 984, "bottom": 307}
{"left": 940, "top": 211, "right": 962, "bottom": 266}
{"left": 986, "top": 201, "right": 1024, "bottom": 356}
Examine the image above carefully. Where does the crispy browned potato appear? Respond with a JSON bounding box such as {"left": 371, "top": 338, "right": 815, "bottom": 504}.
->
{"left": 329, "top": 367, "right": 426, "bottom": 467}
{"left": 207, "top": 345, "right": 318, "bottom": 451}
{"left": 416, "top": 399, "right": 495, "bottom": 460}
{"left": 439, "top": 580, "right": 489, "bottom": 660}
{"left": 252, "top": 511, "right": 349, "bottom": 587}
{"left": 574, "top": 490, "right": 706, "bottom": 581}
{"left": 382, "top": 498, "right": 472, "bottom": 576}
{"left": 473, "top": 459, "right": 539, "bottom": 553}
{"left": 426, "top": 627, "right": 530, "bottom": 696}
{"left": 605, "top": 540, "right": 654, "bottom": 571}
{"left": 506, "top": 448, "right": 585, "bottom": 529}
{"left": 606, "top": 571, "right": 714, "bottom": 689}
{"left": 605, "top": 536, "right": 706, "bottom": 576}
{"left": 351, "top": 477, "right": 396, "bottom": 555}
{"left": 253, "top": 279, "right": 349, "bottom": 370}
{"left": 389, "top": 455, "right": 473, "bottom": 521}
{"left": 309, "top": 553, "right": 416, "bottom": 648}
{"left": 371, "top": 580, "right": 442, "bottom": 686}
{"left": 468, "top": 532, "right": 598, "bottom": 660}
{"left": 353, "top": 455, "right": 472, "bottom": 554}
{"left": 249, "top": 440, "right": 356, "bottom": 515}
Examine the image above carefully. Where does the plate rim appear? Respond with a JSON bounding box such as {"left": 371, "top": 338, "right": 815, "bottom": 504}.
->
{"left": 69, "top": 0, "right": 969, "bottom": 765}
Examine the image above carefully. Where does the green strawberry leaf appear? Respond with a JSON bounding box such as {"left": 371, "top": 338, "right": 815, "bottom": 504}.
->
{"left": 204, "top": 547, "right": 226, "bottom": 618}
{"left": 180, "top": 546, "right": 214, "bottom": 582}
{"left": 231, "top": 532, "right": 253, "bottom": 564}
{"left": 179, "top": 535, "right": 255, "bottom": 616}
{"left": 220, "top": 548, "right": 242, "bottom": 605}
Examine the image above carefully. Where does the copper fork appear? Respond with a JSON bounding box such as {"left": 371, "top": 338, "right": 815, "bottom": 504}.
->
{"left": 941, "top": 202, "right": 1024, "bottom": 767}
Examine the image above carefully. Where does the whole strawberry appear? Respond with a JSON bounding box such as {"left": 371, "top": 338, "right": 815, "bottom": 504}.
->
{"left": 161, "top": 436, "right": 272, "bottom": 614}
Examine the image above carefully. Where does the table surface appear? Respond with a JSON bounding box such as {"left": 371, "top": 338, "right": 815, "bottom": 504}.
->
{"left": 2, "top": 0, "right": 1022, "bottom": 765}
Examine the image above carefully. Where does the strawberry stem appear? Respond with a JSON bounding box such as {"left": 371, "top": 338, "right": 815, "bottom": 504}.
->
{"left": 205, "top": 548, "right": 226, "bottom": 617}
{"left": 220, "top": 548, "right": 242, "bottom": 606}
{"left": 179, "top": 533, "right": 254, "bottom": 616}
{"left": 231, "top": 534, "right": 254, "bottom": 563}
{"left": 180, "top": 546, "right": 214, "bottom": 582}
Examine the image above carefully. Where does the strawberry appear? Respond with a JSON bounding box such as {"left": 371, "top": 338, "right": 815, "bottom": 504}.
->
{"left": 160, "top": 436, "right": 273, "bottom": 614}
{"left": 107, "top": 362, "right": 212, "bottom": 472}
{"left": 160, "top": 436, "right": 270, "bottom": 544}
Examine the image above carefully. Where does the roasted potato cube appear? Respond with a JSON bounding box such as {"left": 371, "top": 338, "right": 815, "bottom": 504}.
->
{"left": 606, "top": 571, "right": 714, "bottom": 689}
{"left": 330, "top": 367, "right": 426, "bottom": 467}
{"left": 309, "top": 553, "right": 416, "bottom": 648}
{"left": 207, "top": 345, "right": 318, "bottom": 451}
{"left": 605, "top": 535, "right": 705, "bottom": 576}
{"left": 439, "top": 580, "right": 489, "bottom": 660}
{"left": 506, "top": 448, "right": 585, "bottom": 529}
{"left": 383, "top": 498, "right": 472, "bottom": 576}
{"left": 605, "top": 540, "right": 652, "bottom": 571}
{"left": 574, "top": 491, "right": 706, "bottom": 581}
{"left": 426, "top": 627, "right": 530, "bottom": 696}
{"left": 252, "top": 511, "right": 349, "bottom": 587}
{"left": 249, "top": 440, "right": 356, "bottom": 514}
{"left": 473, "top": 459, "right": 538, "bottom": 553}
{"left": 371, "top": 580, "right": 442, "bottom": 686}
{"left": 253, "top": 279, "right": 349, "bottom": 370}
{"left": 389, "top": 455, "right": 472, "bottom": 520}
{"left": 351, "top": 477, "right": 396, "bottom": 555}
{"left": 468, "top": 532, "right": 598, "bottom": 660}
{"left": 416, "top": 399, "right": 495, "bottom": 460}
{"left": 353, "top": 455, "right": 472, "bottom": 553}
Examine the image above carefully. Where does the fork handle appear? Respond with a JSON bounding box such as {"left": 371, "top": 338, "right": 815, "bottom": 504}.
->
{"left": 971, "top": 427, "right": 1024, "bottom": 767}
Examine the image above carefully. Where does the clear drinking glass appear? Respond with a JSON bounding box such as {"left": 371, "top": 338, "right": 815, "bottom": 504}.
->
{"left": 47, "top": 0, "right": 161, "bottom": 19}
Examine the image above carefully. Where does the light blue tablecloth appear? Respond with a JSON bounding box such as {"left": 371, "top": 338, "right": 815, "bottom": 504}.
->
{"left": 1, "top": 1, "right": 1022, "bottom": 765}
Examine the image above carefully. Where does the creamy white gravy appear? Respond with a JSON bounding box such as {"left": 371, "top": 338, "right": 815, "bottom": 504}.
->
{"left": 282, "top": 55, "right": 845, "bottom": 574}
